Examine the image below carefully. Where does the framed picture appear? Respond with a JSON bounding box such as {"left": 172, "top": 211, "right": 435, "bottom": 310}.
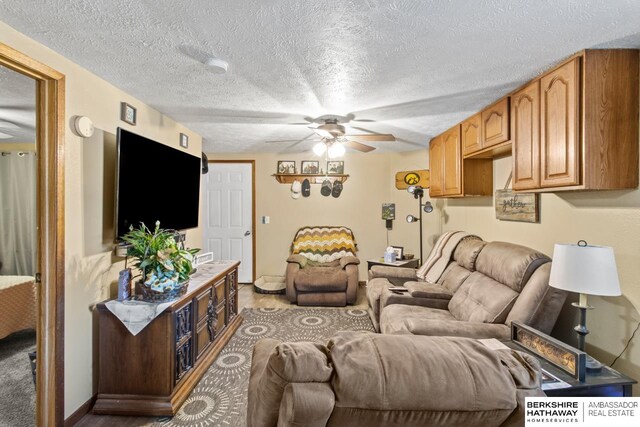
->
{"left": 277, "top": 160, "right": 296, "bottom": 174}
{"left": 120, "top": 102, "right": 137, "bottom": 125}
{"left": 382, "top": 203, "right": 396, "bottom": 220}
{"left": 301, "top": 160, "right": 319, "bottom": 174}
{"left": 390, "top": 246, "right": 404, "bottom": 260}
{"left": 327, "top": 160, "right": 344, "bottom": 175}
{"left": 511, "top": 321, "right": 586, "bottom": 381}
{"left": 179, "top": 133, "right": 189, "bottom": 149}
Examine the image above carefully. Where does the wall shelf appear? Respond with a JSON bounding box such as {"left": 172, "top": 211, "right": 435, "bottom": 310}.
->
{"left": 272, "top": 174, "right": 349, "bottom": 184}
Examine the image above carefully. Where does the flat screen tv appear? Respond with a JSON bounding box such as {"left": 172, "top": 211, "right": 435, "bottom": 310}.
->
{"left": 115, "top": 128, "right": 200, "bottom": 240}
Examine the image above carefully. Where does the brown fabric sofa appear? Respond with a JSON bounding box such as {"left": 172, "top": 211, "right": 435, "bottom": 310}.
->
{"left": 368, "top": 238, "right": 567, "bottom": 339}
{"left": 247, "top": 331, "right": 544, "bottom": 427}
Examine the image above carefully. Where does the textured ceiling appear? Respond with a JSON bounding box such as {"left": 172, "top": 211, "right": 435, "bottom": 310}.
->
{"left": 0, "top": 66, "right": 35, "bottom": 143}
{"left": 2, "top": 0, "right": 640, "bottom": 153}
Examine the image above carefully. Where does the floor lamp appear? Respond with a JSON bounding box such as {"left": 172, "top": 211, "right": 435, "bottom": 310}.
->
{"left": 405, "top": 185, "right": 433, "bottom": 264}
{"left": 549, "top": 240, "right": 621, "bottom": 372}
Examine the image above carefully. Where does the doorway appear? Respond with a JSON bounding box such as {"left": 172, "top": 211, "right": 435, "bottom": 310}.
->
{"left": 203, "top": 160, "right": 255, "bottom": 283}
{"left": 0, "top": 43, "right": 65, "bottom": 425}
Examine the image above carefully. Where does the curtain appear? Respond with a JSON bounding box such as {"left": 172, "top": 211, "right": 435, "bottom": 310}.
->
{"left": 0, "top": 151, "right": 37, "bottom": 276}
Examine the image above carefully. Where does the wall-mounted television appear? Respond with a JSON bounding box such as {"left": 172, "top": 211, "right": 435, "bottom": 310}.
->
{"left": 115, "top": 128, "right": 200, "bottom": 240}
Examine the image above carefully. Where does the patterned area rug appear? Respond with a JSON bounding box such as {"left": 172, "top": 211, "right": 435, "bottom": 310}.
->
{"left": 155, "top": 307, "right": 374, "bottom": 427}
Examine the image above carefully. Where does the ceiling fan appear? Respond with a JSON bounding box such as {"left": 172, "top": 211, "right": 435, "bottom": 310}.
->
{"left": 266, "top": 114, "right": 396, "bottom": 154}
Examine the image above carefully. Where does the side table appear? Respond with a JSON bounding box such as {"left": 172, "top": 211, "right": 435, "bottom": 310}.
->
{"left": 367, "top": 258, "right": 420, "bottom": 272}
{"left": 504, "top": 341, "right": 636, "bottom": 397}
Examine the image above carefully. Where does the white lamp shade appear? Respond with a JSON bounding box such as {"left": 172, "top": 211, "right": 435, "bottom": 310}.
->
{"left": 549, "top": 243, "right": 621, "bottom": 296}
{"left": 328, "top": 142, "right": 345, "bottom": 158}
{"left": 312, "top": 142, "right": 326, "bottom": 156}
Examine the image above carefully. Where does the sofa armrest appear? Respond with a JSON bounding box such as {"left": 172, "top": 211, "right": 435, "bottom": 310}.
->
{"left": 399, "top": 318, "right": 511, "bottom": 340}
{"left": 380, "top": 289, "right": 450, "bottom": 313}
{"left": 369, "top": 265, "right": 418, "bottom": 281}
{"left": 339, "top": 256, "right": 360, "bottom": 269}
{"left": 247, "top": 338, "right": 281, "bottom": 427}
{"left": 278, "top": 383, "right": 334, "bottom": 427}
{"left": 286, "top": 254, "right": 308, "bottom": 268}
{"left": 405, "top": 281, "right": 453, "bottom": 300}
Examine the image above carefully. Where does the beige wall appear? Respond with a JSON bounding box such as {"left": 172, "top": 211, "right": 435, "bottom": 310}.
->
{"left": 210, "top": 150, "right": 432, "bottom": 279}
{"left": 0, "top": 22, "right": 203, "bottom": 417}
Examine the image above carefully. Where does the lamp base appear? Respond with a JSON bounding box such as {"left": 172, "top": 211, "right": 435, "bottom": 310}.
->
{"left": 586, "top": 356, "right": 603, "bottom": 373}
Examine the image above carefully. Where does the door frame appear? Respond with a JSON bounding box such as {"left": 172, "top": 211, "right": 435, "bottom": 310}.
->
{"left": 0, "top": 43, "right": 65, "bottom": 425}
{"left": 207, "top": 160, "right": 256, "bottom": 283}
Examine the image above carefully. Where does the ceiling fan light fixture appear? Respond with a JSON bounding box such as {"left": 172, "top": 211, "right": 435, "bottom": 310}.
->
{"left": 328, "top": 141, "right": 345, "bottom": 158}
{"left": 312, "top": 142, "right": 327, "bottom": 156}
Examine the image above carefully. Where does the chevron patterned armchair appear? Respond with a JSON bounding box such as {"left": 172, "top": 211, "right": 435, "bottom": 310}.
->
{"left": 285, "top": 226, "right": 360, "bottom": 306}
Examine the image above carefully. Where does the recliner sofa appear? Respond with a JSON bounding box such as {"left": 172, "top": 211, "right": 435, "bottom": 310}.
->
{"left": 368, "top": 237, "right": 567, "bottom": 339}
{"left": 247, "top": 331, "right": 544, "bottom": 427}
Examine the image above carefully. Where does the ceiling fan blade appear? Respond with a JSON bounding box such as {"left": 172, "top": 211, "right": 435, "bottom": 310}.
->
{"left": 343, "top": 140, "right": 376, "bottom": 153}
{"left": 351, "top": 119, "right": 376, "bottom": 122}
{"left": 344, "top": 134, "right": 396, "bottom": 142}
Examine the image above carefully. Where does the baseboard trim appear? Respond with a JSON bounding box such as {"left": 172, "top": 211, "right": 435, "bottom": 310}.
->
{"left": 64, "top": 394, "right": 96, "bottom": 427}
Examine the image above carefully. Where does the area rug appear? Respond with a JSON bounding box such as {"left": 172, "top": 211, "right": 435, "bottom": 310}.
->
{"left": 154, "top": 307, "right": 374, "bottom": 427}
{"left": 0, "top": 329, "right": 36, "bottom": 427}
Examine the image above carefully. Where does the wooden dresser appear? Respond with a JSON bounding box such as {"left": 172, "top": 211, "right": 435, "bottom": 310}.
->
{"left": 93, "top": 261, "right": 241, "bottom": 416}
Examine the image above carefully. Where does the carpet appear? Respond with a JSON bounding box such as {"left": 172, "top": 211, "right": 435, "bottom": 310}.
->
{"left": 0, "top": 329, "right": 36, "bottom": 427}
{"left": 154, "top": 307, "right": 374, "bottom": 427}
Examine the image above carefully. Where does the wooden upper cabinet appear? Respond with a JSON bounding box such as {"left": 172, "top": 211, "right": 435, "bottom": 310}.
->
{"left": 540, "top": 57, "right": 581, "bottom": 188}
{"left": 482, "top": 98, "right": 510, "bottom": 148}
{"left": 462, "top": 113, "right": 482, "bottom": 156}
{"left": 512, "top": 81, "right": 540, "bottom": 190}
{"left": 442, "top": 125, "right": 462, "bottom": 196}
{"left": 429, "top": 135, "right": 444, "bottom": 197}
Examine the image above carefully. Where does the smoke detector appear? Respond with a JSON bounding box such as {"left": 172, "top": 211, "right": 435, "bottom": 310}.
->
{"left": 203, "top": 57, "right": 229, "bottom": 74}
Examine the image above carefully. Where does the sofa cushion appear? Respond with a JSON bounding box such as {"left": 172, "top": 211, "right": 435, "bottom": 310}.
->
{"left": 327, "top": 332, "right": 517, "bottom": 420}
{"left": 295, "top": 267, "right": 347, "bottom": 292}
{"left": 475, "top": 242, "right": 550, "bottom": 292}
{"left": 405, "top": 281, "right": 452, "bottom": 300}
{"left": 452, "top": 238, "right": 487, "bottom": 270}
{"left": 448, "top": 272, "right": 519, "bottom": 323}
{"left": 437, "top": 263, "right": 473, "bottom": 293}
{"left": 380, "top": 304, "right": 456, "bottom": 334}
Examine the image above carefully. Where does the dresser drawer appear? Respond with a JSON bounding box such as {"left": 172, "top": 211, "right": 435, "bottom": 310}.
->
{"left": 195, "top": 321, "right": 212, "bottom": 360}
{"left": 174, "top": 303, "right": 193, "bottom": 345}
{"left": 195, "top": 287, "right": 212, "bottom": 324}
{"left": 214, "top": 278, "right": 225, "bottom": 307}
{"left": 175, "top": 339, "right": 193, "bottom": 384}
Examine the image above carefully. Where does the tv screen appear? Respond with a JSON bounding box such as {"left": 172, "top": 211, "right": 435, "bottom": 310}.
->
{"left": 115, "top": 128, "right": 200, "bottom": 240}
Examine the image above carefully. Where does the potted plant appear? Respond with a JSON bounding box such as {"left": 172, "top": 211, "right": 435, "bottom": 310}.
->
{"left": 122, "top": 221, "right": 200, "bottom": 302}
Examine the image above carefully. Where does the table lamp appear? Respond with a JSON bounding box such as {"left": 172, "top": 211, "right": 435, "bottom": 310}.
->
{"left": 549, "top": 240, "right": 621, "bottom": 372}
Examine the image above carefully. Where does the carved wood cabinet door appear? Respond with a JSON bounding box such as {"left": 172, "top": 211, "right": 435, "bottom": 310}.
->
{"left": 540, "top": 57, "right": 581, "bottom": 188}
{"left": 429, "top": 134, "right": 444, "bottom": 197}
{"left": 443, "top": 125, "right": 462, "bottom": 196}
{"left": 512, "top": 81, "right": 541, "bottom": 190}
{"left": 462, "top": 113, "right": 482, "bottom": 156}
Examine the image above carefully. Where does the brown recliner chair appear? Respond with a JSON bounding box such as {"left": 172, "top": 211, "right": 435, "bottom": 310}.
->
{"left": 285, "top": 226, "right": 359, "bottom": 306}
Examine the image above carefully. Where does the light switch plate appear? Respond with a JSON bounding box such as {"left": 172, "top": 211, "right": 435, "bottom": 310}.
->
{"left": 262, "top": 216, "right": 270, "bottom": 224}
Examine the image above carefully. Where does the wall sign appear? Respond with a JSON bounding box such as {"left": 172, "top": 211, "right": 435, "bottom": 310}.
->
{"left": 495, "top": 173, "right": 539, "bottom": 223}
{"left": 395, "top": 169, "right": 430, "bottom": 190}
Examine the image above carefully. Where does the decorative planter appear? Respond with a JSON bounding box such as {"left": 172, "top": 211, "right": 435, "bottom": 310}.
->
{"left": 139, "top": 280, "right": 189, "bottom": 303}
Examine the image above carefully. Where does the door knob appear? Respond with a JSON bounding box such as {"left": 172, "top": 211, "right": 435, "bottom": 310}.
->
{"left": 244, "top": 230, "right": 251, "bottom": 236}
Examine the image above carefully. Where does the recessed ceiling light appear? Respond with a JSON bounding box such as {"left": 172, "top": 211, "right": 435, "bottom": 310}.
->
{"left": 203, "top": 57, "right": 229, "bottom": 74}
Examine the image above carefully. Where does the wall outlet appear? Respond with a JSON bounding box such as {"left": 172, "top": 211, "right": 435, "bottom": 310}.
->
{"left": 262, "top": 216, "right": 270, "bottom": 224}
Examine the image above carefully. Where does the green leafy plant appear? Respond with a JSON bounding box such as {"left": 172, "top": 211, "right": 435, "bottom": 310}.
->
{"left": 122, "top": 221, "right": 200, "bottom": 292}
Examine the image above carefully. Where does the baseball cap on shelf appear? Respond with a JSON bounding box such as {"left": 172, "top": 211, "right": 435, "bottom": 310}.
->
{"left": 291, "top": 179, "right": 302, "bottom": 199}
{"left": 301, "top": 179, "right": 311, "bottom": 197}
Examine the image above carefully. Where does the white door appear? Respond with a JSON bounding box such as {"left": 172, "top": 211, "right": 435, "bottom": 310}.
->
{"left": 203, "top": 162, "right": 253, "bottom": 282}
